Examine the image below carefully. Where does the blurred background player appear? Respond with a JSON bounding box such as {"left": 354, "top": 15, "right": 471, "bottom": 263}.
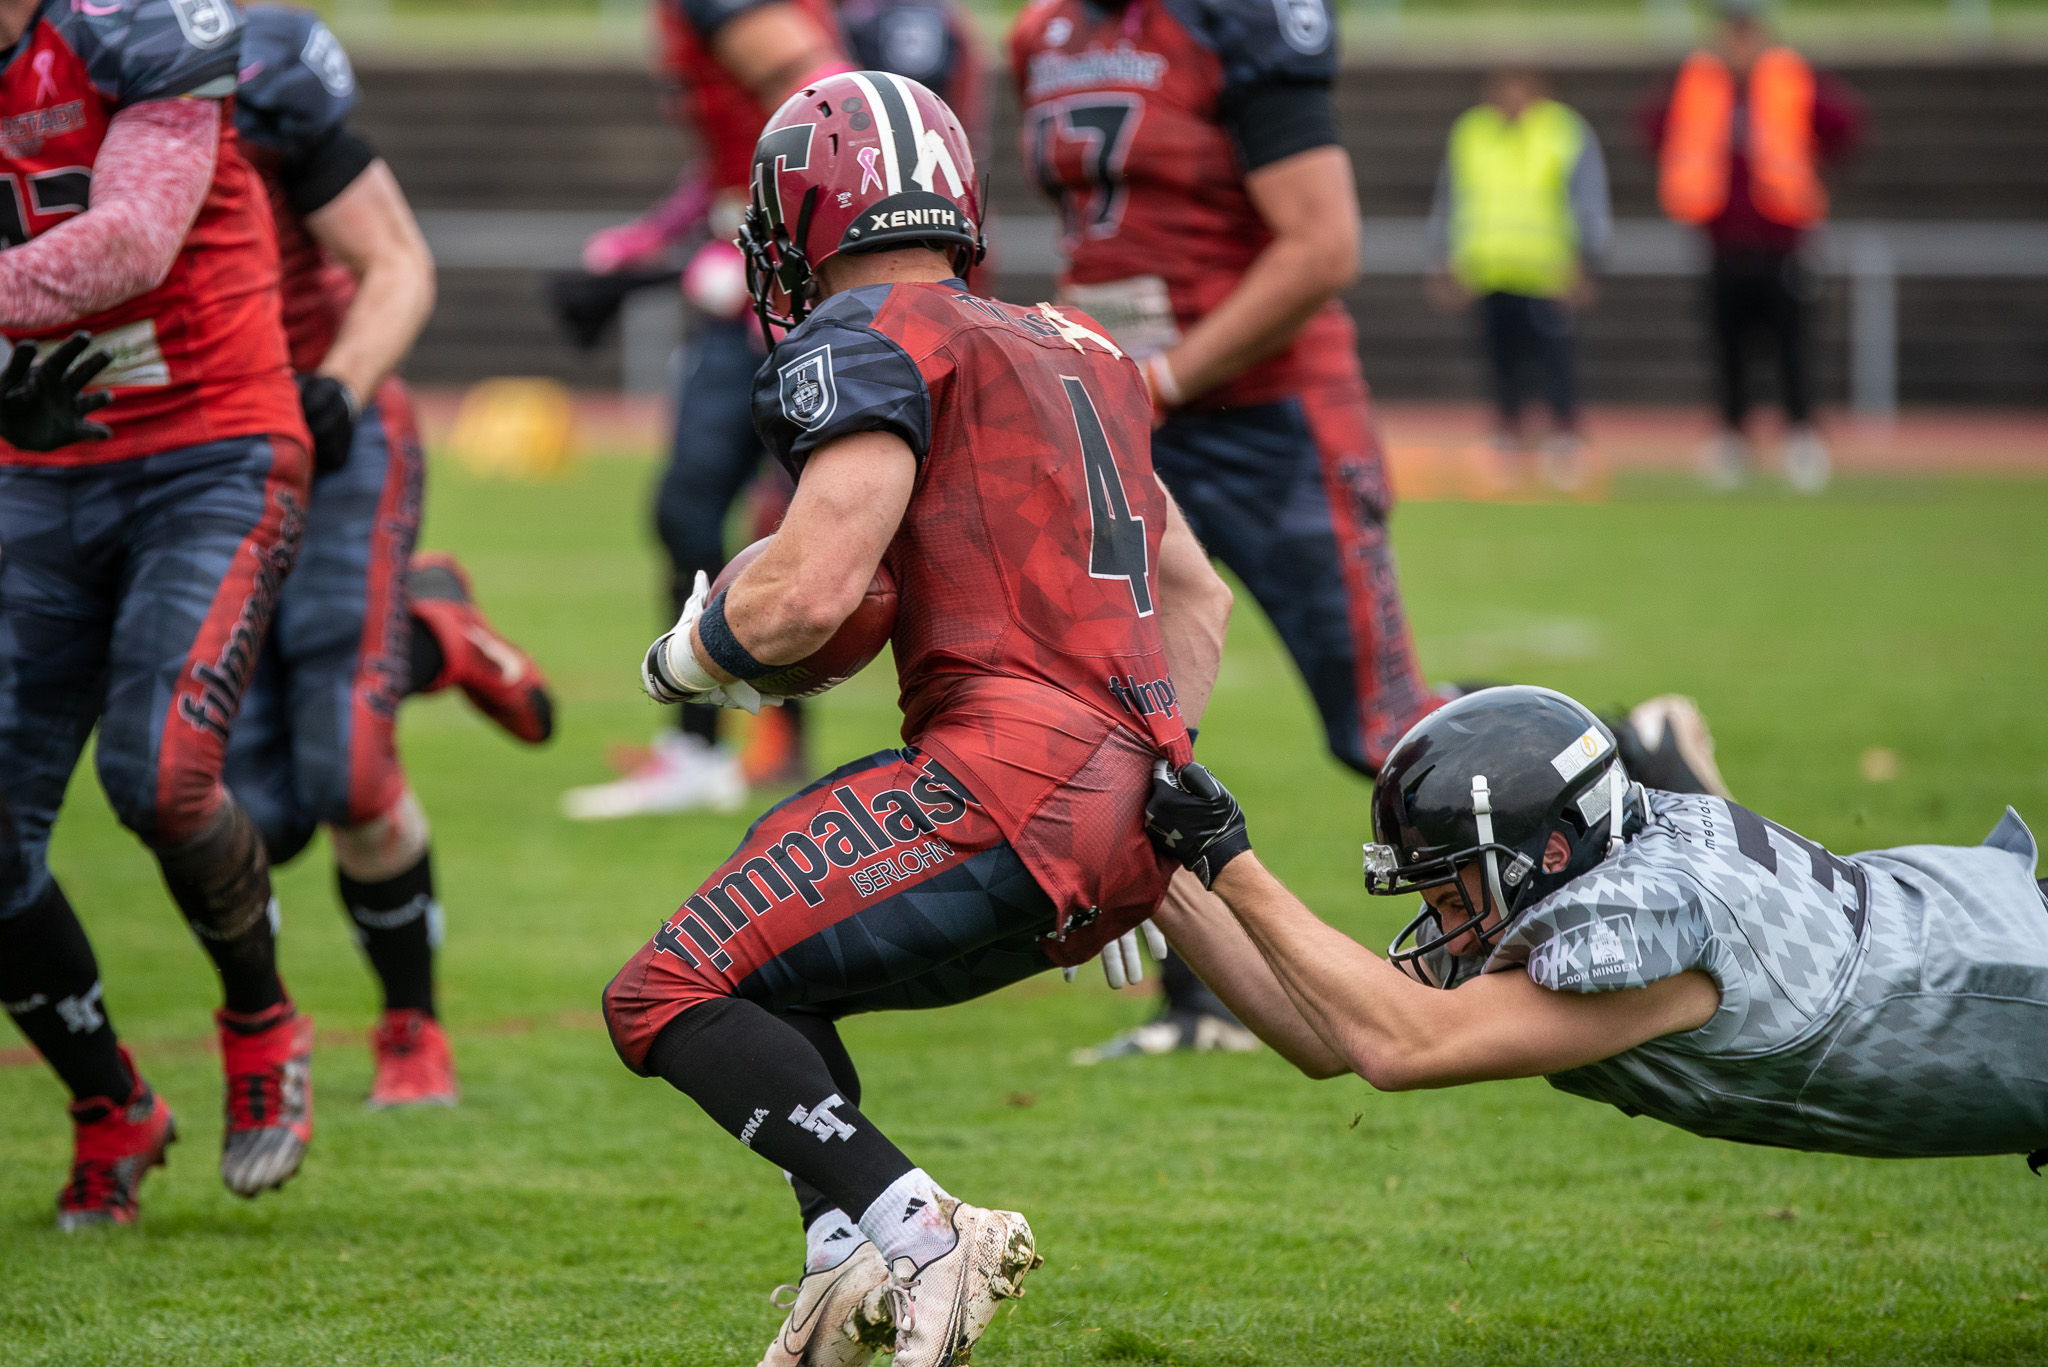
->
{"left": 558, "top": 0, "right": 983, "bottom": 820}
{"left": 1644, "top": 0, "right": 1865, "bottom": 493}
{"left": 1427, "top": 67, "right": 1610, "bottom": 491}
{"left": 1015, "top": 0, "right": 1736, "bottom": 1061}
{"left": 602, "top": 73, "right": 1233, "bottom": 1363}
{"left": 0, "top": 0, "right": 317, "bottom": 1224}
{"left": 229, "top": 6, "right": 555, "bottom": 1110}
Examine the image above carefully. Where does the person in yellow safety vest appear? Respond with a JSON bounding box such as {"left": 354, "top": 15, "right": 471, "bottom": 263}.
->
{"left": 1427, "top": 68, "right": 1610, "bottom": 492}
{"left": 1642, "top": 0, "right": 1865, "bottom": 493}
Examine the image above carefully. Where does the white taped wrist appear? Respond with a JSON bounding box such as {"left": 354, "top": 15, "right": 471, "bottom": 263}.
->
{"left": 663, "top": 630, "right": 719, "bottom": 694}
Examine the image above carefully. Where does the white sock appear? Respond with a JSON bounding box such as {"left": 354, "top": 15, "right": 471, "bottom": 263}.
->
{"left": 804, "top": 1207, "right": 864, "bottom": 1273}
{"left": 857, "top": 1168, "right": 959, "bottom": 1273}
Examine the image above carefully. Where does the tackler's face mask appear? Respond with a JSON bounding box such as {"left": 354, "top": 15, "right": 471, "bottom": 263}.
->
{"left": 1368, "top": 765, "right": 1631, "bottom": 989}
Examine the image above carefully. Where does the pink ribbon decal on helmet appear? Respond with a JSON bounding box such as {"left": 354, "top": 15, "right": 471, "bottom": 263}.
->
{"left": 857, "top": 146, "right": 884, "bottom": 195}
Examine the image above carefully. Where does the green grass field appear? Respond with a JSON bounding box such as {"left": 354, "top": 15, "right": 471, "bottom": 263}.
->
{"left": 3, "top": 455, "right": 2045, "bottom": 1365}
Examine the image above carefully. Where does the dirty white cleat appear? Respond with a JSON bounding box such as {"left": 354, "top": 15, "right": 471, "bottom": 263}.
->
{"left": 760, "top": 1240, "right": 894, "bottom": 1367}
{"left": 560, "top": 731, "right": 745, "bottom": 820}
{"left": 1782, "top": 424, "right": 1832, "bottom": 494}
{"left": 1699, "top": 430, "right": 1750, "bottom": 491}
{"left": 881, "top": 1200, "right": 1042, "bottom": 1367}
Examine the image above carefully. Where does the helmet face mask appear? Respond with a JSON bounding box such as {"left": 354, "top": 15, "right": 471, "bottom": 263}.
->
{"left": 736, "top": 72, "right": 987, "bottom": 347}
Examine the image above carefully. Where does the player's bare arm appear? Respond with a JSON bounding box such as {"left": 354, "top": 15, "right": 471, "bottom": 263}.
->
{"left": 1199, "top": 853, "right": 1717, "bottom": 1089}
{"left": 1150, "top": 146, "right": 1361, "bottom": 406}
{"left": 715, "top": 1, "right": 844, "bottom": 106}
{"left": 1149, "top": 869, "right": 1349, "bottom": 1077}
{"left": 692, "top": 430, "right": 917, "bottom": 679}
{"left": 306, "top": 160, "right": 437, "bottom": 410}
{"left": 0, "top": 98, "right": 217, "bottom": 327}
{"left": 1152, "top": 492, "right": 1232, "bottom": 727}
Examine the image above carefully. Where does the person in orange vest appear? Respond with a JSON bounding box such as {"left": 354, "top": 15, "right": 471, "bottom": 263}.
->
{"left": 1643, "top": 0, "right": 1865, "bottom": 492}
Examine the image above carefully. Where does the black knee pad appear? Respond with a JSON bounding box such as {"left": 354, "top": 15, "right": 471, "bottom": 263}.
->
{"left": 155, "top": 797, "right": 273, "bottom": 942}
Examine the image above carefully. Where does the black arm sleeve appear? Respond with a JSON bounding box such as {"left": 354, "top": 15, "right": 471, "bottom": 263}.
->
{"left": 281, "top": 125, "right": 379, "bottom": 218}
{"left": 1218, "top": 78, "right": 1339, "bottom": 172}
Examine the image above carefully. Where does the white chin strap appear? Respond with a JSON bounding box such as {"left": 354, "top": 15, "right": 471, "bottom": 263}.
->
{"left": 1470, "top": 775, "right": 1507, "bottom": 918}
{"left": 1603, "top": 763, "right": 1629, "bottom": 858}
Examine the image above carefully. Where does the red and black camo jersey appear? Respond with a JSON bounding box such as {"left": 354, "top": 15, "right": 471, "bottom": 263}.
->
{"left": 233, "top": 5, "right": 361, "bottom": 375}
{"left": 658, "top": 0, "right": 982, "bottom": 195}
{"left": 0, "top": 0, "right": 301, "bottom": 465}
{"left": 752, "top": 279, "right": 1191, "bottom": 954}
{"left": 1009, "top": 0, "right": 1357, "bottom": 407}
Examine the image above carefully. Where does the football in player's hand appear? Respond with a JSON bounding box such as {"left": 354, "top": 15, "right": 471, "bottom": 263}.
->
{"left": 710, "top": 536, "right": 897, "bottom": 698}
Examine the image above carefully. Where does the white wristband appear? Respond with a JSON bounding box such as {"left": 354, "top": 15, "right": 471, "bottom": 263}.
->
{"left": 664, "top": 629, "right": 720, "bottom": 694}
{"left": 1145, "top": 352, "right": 1185, "bottom": 408}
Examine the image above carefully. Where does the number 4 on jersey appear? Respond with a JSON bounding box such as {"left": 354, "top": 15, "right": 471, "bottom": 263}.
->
{"left": 1060, "top": 375, "right": 1153, "bottom": 617}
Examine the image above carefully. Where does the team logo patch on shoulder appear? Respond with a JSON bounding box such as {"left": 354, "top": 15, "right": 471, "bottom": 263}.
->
{"left": 1271, "top": 0, "right": 1331, "bottom": 55}
{"left": 170, "top": 0, "right": 236, "bottom": 49}
{"left": 1527, "top": 913, "right": 1644, "bottom": 989}
{"left": 301, "top": 23, "right": 355, "bottom": 97}
{"left": 778, "top": 344, "right": 838, "bottom": 432}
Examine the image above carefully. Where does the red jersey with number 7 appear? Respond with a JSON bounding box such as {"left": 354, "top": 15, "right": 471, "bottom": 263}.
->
{"left": 0, "top": 0, "right": 303, "bottom": 466}
{"left": 751, "top": 279, "right": 1190, "bottom": 961}
{"left": 1010, "top": 0, "right": 1356, "bottom": 408}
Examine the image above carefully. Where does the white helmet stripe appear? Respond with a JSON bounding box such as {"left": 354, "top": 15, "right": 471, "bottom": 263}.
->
{"left": 887, "top": 71, "right": 965, "bottom": 198}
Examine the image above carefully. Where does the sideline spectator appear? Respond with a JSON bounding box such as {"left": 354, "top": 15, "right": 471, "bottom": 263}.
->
{"left": 1643, "top": 0, "right": 1866, "bottom": 492}
{"left": 1428, "top": 67, "right": 1610, "bottom": 491}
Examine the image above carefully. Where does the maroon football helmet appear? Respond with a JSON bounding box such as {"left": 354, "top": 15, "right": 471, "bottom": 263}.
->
{"left": 737, "top": 70, "right": 986, "bottom": 343}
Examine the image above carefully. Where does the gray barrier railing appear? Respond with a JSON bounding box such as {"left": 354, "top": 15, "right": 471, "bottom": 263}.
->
{"left": 415, "top": 210, "right": 2048, "bottom": 414}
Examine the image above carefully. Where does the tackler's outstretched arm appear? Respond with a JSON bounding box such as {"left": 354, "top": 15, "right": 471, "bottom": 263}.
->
{"left": 1145, "top": 767, "right": 1722, "bottom": 1090}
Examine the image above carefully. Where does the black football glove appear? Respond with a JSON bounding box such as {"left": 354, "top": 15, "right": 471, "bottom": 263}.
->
{"left": 543, "top": 268, "right": 682, "bottom": 352}
{"left": 0, "top": 333, "right": 113, "bottom": 452}
{"left": 1145, "top": 760, "right": 1253, "bottom": 889}
{"left": 297, "top": 373, "right": 358, "bottom": 474}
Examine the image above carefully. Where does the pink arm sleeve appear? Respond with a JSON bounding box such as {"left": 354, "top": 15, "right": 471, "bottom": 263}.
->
{"left": 0, "top": 98, "right": 219, "bottom": 330}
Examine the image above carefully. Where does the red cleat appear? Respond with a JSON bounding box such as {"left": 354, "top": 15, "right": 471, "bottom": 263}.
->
{"left": 408, "top": 552, "right": 554, "bottom": 744}
{"left": 217, "top": 1002, "right": 314, "bottom": 1198}
{"left": 57, "top": 1047, "right": 176, "bottom": 1232}
{"left": 367, "top": 1009, "right": 459, "bottom": 1110}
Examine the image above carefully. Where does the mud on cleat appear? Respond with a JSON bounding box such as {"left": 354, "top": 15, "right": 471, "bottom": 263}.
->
{"left": 57, "top": 1046, "right": 176, "bottom": 1232}
{"left": 881, "top": 1200, "right": 1042, "bottom": 1367}
{"left": 759, "top": 1240, "right": 894, "bottom": 1367}
{"left": 367, "top": 1008, "right": 458, "bottom": 1110}
{"left": 1609, "top": 694, "right": 1733, "bottom": 800}
{"left": 217, "top": 1001, "right": 314, "bottom": 1198}
{"left": 408, "top": 551, "right": 555, "bottom": 744}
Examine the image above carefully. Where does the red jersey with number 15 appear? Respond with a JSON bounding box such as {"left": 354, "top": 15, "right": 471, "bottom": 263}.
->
{"left": 1011, "top": 0, "right": 1355, "bottom": 407}
{"left": 753, "top": 279, "right": 1190, "bottom": 962}
{"left": 0, "top": 0, "right": 303, "bottom": 466}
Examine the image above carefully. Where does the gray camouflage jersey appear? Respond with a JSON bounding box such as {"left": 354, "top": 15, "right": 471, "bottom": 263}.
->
{"left": 1479, "top": 792, "right": 2048, "bottom": 1159}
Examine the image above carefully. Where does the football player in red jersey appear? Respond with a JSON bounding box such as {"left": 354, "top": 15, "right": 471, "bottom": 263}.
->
{"left": 0, "top": 0, "right": 319, "bottom": 1224}
{"left": 600, "top": 73, "right": 1233, "bottom": 1365}
{"left": 563, "top": 0, "right": 986, "bottom": 820}
{"left": 228, "top": 5, "right": 556, "bottom": 1111}
{"left": 1011, "top": 0, "right": 1735, "bottom": 1058}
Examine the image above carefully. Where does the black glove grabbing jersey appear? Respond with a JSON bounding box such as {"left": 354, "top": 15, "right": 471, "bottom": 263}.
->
{"left": 296, "top": 372, "right": 358, "bottom": 473}
{"left": 1145, "top": 761, "right": 1253, "bottom": 889}
{"left": 0, "top": 334, "right": 114, "bottom": 452}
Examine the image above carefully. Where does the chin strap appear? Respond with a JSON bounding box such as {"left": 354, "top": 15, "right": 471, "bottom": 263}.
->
{"left": 1604, "top": 763, "right": 1628, "bottom": 858}
{"left": 1471, "top": 775, "right": 1508, "bottom": 920}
